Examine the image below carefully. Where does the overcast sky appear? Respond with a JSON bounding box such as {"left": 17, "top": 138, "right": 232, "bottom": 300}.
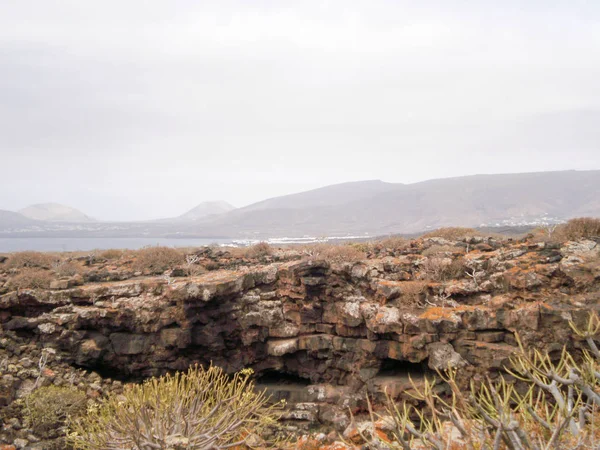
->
{"left": 1, "top": 1, "right": 599, "bottom": 221}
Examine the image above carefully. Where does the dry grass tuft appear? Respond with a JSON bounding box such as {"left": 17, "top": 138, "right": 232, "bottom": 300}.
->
{"left": 7, "top": 269, "right": 54, "bottom": 289}
{"left": 301, "top": 243, "right": 366, "bottom": 263}
{"left": 375, "top": 236, "right": 410, "bottom": 252}
{"left": 7, "top": 251, "right": 55, "bottom": 269}
{"left": 53, "top": 261, "right": 83, "bottom": 277}
{"left": 400, "top": 280, "right": 428, "bottom": 303}
{"left": 99, "top": 249, "right": 125, "bottom": 260}
{"left": 132, "top": 246, "right": 184, "bottom": 274}
{"left": 556, "top": 217, "right": 600, "bottom": 241}
{"left": 421, "top": 244, "right": 463, "bottom": 257}
{"left": 421, "top": 227, "right": 480, "bottom": 241}
{"left": 243, "top": 242, "right": 273, "bottom": 259}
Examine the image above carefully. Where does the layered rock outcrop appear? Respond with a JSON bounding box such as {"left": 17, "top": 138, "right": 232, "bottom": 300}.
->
{"left": 2, "top": 237, "right": 600, "bottom": 439}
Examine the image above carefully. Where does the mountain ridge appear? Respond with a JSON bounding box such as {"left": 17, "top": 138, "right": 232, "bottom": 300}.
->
{"left": 1, "top": 170, "right": 599, "bottom": 237}
{"left": 176, "top": 201, "right": 236, "bottom": 221}
{"left": 183, "top": 170, "right": 600, "bottom": 237}
{"left": 19, "top": 203, "right": 95, "bottom": 223}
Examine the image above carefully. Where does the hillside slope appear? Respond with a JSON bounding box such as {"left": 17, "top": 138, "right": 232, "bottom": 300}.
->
{"left": 0, "top": 210, "right": 38, "bottom": 229}
{"left": 186, "top": 170, "right": 600, "bottom": 237}
{"left": 19, "top": 203, "right": 94, "bottom": 222}
{"left": 177, "top": 201, "right": 235, "bottom": 221}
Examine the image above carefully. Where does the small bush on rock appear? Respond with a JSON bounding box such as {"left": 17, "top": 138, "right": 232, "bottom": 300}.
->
{"left": 53, "top": 260, "right": 83, "bottom": 277}
{"left": 421, "top": 227, "right": 480, "bottom": 241}
{"left": 132, "top": 246, "right": 184, "bottom": 274}
{"left": 7, "top": 269, "right": 53, "bottom": 289}
{"left": 244, "top": 242, "right": 273, "bottom": 259}
{"left": 7, "top": 251, "right": 54, "bottom": 269}
{"left": 68, "top": 365, "right": 282, "bottom": 450}
{"left": 375, "top": 236, "right": 410, "bottom": 253}
{"left": 24, "top": 386, "right": 87, "bottom": 437}
{"left": 99, "top": 249, "right": 124, "bottom": 260}
{"left": 421, "top": 244, "right": 462, "bottom": 257}
{"left": 302, "top": 243, "right": 366, "bottom": 263}
{"left": 557, "top": 217, "right": 600, "bottom": 241}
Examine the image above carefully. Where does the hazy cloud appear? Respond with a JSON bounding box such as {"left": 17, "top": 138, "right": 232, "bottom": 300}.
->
{"left": 1, "top": 0, "right": 599, "bottom": 220}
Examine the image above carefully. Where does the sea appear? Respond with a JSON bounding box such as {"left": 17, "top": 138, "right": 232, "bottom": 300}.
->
{"left": 0, "top": 235, "right": 369, "bottom": 252}
{"left": 0, "top": 238, "right": 232, "bottom": 253}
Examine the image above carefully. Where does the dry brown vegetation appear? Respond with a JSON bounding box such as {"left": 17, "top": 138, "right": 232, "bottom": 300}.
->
{"left": 375, "top": 236, "right": 410, "bottom": 252}
{"left": 7, "top": 268, "right": 54, "bottom": 289}
{"left": 421, "top": 244, "right": 463, "bottom": 257}
{"left": 421, "top": 227, "right": 480, "bottom": 240}
{"left": 53, "top": 260, "right": 84, "bottom": 277}
{"left": 531, "top": 217, "right": 600, "bottom": 243}
{"left": 399, "top": 280, "right": 428, "bottom": 303}
{"left": 99, "top": 249, "right": 125, "bottom": 260}
{"left": 132, "top": 246, "right": 184, "bottom": 274}
{"left": 7, "top": 251, "right": 55, "bottom": 269}
{"left": 243, "top": 242, "right": 273, "bottom": 259}
{"left": 301, "top": 243, "right": 367, "bottom": 263}
{"left": 421, "top": 256, "right": 467, "bottom": 282}
{"left": 557, "top": 217, "right": 600, "bottom": 241}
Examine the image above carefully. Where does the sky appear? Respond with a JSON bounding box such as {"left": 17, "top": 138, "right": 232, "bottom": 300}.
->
{"left": 1, "top": 0, "right": 599, "bottom": 221}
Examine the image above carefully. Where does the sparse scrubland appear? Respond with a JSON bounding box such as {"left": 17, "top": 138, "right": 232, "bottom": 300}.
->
{"left": 1, "top": 219, "right": 600, "bottom": 449}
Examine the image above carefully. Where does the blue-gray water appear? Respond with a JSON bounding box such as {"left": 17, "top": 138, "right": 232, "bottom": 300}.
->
{"left": 0, "top": 238, "right": 232, "bottom": 253}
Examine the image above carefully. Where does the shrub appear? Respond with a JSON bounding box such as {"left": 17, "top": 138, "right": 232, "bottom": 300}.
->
{"left": 556, "top": 217, "right": 600, "bottom": 241}
{"left": 24, "top": 386, "right": 87, "bottom": 436}
{"left": 421, "top": 227, "right": 480, "bottom": 241}
{"left": 53, "top": 261, "right": 83, "bottom": 277}
{"left": 302, "top": 243, "right": 366, "bottom": 263}
{"left": 204, "top": 261, "right": 220, "bottom": 271}
{"left": 421, "top": 257, "right": 450, "bottom": 281}
{"left": 68, "top": 365, "right": 282, "bottom": 450}
{"left": 184, "top": 254, "right": 206, "bottom": 277}
{"left": 99, "top": 249, "right": 124, "bottom": 260}
{"left": 399, "top": 280, "right": 428, "bottom": 304}
{"left": 7, "top": 251, "right": 54, "bottom": 269}
{"left": 421, "top": 256, "right": 466, "bottom": 282}
{"left": 421, "top": 244, "right": 462, "bottom": 257}
{"left": 244, "top": 242, "right": 273, "bottom": 259}
{"left": 7, "top": 269, "right": 53, "bottom": 289}
{"left": 132, "top": 246, "right": 184, "bottom": 274}
{"left": 375, "top": 236, "right": 410, "bottom": 253}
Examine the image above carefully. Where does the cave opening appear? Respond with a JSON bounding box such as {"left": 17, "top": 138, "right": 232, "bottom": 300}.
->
{"left": 256, "top": 369, "right": 310, "bottom": 386}
{"left": 368, "top": 358, "right": 431, "bottom": 400}
{"left": 255, "top": 370, "right": 311, "bottom": 403}
{"left": 377, "top": 358, "right": 428, "bottom": 378}
{"left": 71, "top": 361, "right": 149, "bottom": 383}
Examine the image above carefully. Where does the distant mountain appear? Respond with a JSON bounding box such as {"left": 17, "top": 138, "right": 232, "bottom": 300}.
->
{"left": 0, "top": 210, "right": 38, "bottom": 228}
{"left": 19, "top": 203, "right": 94, "bottom": 223}
{"left": 241, "top": 180, "right": 397, "bottom": 212}
{"left": 182, "top": 170, "right": 600, "bottom": 237}
{"left": 1, "top": 170, "right": 599, "bottom": 239}
{"left": 177, "top": 201, "right": 236, "bottom": 221}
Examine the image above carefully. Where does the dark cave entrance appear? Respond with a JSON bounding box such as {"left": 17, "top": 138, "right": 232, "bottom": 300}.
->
{"left": 377, "top": 358, "right": 428, "bottom": 378}
{"left": 255, "top": 370, "right": 311, "bottom": 403}
{"left": 368, "top": 358, "right": 431, "bottom": 400}
{"left": 72, "top": 361, "right": 151, "bottom": 383}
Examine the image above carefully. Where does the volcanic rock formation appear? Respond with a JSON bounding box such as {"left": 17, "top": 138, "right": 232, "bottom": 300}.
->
{"left": 1, "top": 236, "right": 600, "bottom": 446}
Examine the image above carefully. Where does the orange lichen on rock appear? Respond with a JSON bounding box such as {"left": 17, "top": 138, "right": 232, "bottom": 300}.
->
{"left": 418, "top": 305, "right": 481, "bottom": 321}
